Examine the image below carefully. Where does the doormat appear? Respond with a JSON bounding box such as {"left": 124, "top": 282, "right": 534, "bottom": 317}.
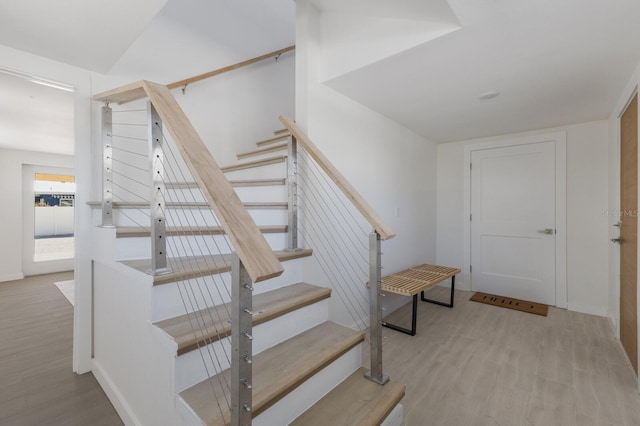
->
{"left": 469, "top": 292, "right": 548, "bottom": 316}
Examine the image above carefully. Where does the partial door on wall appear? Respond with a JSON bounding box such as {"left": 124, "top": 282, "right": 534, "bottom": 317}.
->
{"left": 620, "top": 93, "right": 638, "bottom": 374}
{"left": 470, "top": 141, "right": 556, "bottom": 305}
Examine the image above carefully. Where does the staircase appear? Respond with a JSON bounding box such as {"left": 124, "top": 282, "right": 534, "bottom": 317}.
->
{"left": 90, "top": 81, "right": 404, "bottom": 425}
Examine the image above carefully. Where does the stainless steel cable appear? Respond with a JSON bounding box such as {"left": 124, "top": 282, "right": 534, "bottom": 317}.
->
{"left": 298, "top": 149, "right": 371, "bottom": 236}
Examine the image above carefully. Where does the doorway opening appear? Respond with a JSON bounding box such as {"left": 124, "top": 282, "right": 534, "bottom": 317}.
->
{"left": 33, "top": 173, "right": 75, "bottom": 262}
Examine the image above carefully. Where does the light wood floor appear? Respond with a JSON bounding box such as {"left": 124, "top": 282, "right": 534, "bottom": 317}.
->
{"left": 364, "top": 286, "right": 640, "bottom": 426}
{"left": 0, "top": 272, "right": 122, "bottom": 425}
{"left": 3, "top": 274, "right": 639, "bottom": 426}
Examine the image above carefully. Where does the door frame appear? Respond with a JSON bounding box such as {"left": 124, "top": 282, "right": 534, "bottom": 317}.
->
{"left": 0, "top": 56, "right": 93, "bottom": 375}
{"left": 463, "top": 132, "right": 567, "bottom": 308}
{"left": 611, "top": 82, "right": 640, "bottom": 385}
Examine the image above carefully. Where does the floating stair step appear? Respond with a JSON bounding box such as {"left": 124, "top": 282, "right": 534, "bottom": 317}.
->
{"left": 291, "top": 367, "right": 405, "bottom": 426}
{"left": 221, "top": 155, "right": 286, "bottom": 173}
{"left": 274, "top": 128, "right": 289, "bottom": 136}
{"left": 236, "top": 142, "right": 288, "bottom": 160}
{"left": 180, "top": 321, "right": 365, "bottom": 425}
{"left": 88, "top": 201, "right": 287, "bottom": 210}
{"left": 120, "top": 248, "right": 312, "bottom": 286}
{"left": 166, "top": 178, "right": 286, "bottom": 189}
{"left": 256, "top": 134, "right": 290, "bottom": 147}
{"left": 155, "top": 282, "right": 330, "bottom": 355}
{"left": 115, "top": 225, "right": 287, "bottom": 238}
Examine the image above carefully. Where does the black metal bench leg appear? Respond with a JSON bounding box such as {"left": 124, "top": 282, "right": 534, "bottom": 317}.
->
{"left": 421, "top": 276, "right": 455, "bottom": 308}
{"left": 381, "top": 294, "right": 418, "bottom": 336}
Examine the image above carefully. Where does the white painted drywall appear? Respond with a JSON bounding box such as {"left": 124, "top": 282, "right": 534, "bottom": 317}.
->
{"left": 437, "top": 120, "right": 610, "bottom": 316}
{"left": 92, "top": 258, "right": 180, "bottom": 426}
{"left": 296, "top": 1, "right": 438, "bottom": 326}
{"left": 0, "top": 148, "right": 74, "bottom": 281}
{"left": 0, "top": 43, "right": 96, "bottom": 375}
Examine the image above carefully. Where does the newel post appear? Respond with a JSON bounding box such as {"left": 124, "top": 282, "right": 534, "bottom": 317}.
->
{"left": 148, "top": 102, "right": 170, "bottom": 275}
{"left": 286, "top": 135, "right": 299, "bottom": 251}
{"left": 365, "top": 231, "right": 389, "bottom": 385}
{"left": 231, "top": 254, "right": 253, "bottom": 424}
{"left": 101, "top": 104, "right": 114, "bottom": 228}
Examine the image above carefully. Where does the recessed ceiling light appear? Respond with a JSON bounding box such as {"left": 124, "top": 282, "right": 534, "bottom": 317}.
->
{"left": 478, "top": 90, "right": 500, "bottom": 100}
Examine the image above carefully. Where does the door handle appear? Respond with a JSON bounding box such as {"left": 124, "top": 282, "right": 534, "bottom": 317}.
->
{"left": 537, "top": 228, "right": 555, "bottom": 234}
{"left": 611, "top": 238, "right": 622, "bottom": 244}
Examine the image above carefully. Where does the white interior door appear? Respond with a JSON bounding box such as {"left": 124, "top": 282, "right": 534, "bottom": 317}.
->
{"left": 471, "top": 141, "right": 556, "bottom": 305}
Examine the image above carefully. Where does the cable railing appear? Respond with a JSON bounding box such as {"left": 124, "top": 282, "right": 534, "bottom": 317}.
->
{"left": 95, "top": 81, "right": 283, "bottom": 424}
{"left": 279, "top": 116, "right": 396, "bottom": 386}
{"left": 94, "top": 79, "right": 397, "bottom": 424}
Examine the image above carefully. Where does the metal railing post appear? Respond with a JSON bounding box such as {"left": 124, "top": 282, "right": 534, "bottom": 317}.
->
{"left": 101, "top": 104, "right": 114, "bottom": 228}
{"left": 365, "top": 231, "right": 389, "bottom": 385}
{"left": 231, "top": 253, "right": 253, "bottom": 424}
{"left": 286, "top": 135, "right": 299, "bottom": 251}
{"left": 148, "top": 102, "right": 170, "bottom": 275}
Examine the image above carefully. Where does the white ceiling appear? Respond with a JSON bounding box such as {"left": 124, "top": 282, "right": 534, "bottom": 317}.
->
{"left": 109, "top": 0, "right": 296, "bottom": 84}
{"left": 326, "top": 0, "right": 640, "bottom": 142}
{"left": 0, "top": 0, "right": 167, "bottom": 73}
{"left": 1, "top": 0, "right": 640, "bottom": 149}
{"left": 0, "top": 72, "right": 74, "bottom": 155}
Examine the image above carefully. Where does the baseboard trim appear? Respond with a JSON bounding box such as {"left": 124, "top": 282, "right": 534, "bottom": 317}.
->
{"left": 566, "top": 302, "right": 607, "bottom": 317}
{"left": 92, "top": 360, "right": 142, "bottom": 426}
{"left": 0, "top": 272, "right": 24, "bottom": 283}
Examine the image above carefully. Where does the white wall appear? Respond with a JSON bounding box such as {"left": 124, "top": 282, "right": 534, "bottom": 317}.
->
{"left": 0, "top": 148, "right": 74, "bottom": 281}
{"left": 95, "top": 3, "right": 296, "bottom": 169}
{"left": 0, "top": 43, "right": 94, "bottom": 374}
{"left": 92, "top": 257, "right": 180, "bottom": 426}
{"left": 437, "top": 120, "right": 610, "bottom": 316}
{"left": 296, "top": 1, "right": 438, "bottom": 325}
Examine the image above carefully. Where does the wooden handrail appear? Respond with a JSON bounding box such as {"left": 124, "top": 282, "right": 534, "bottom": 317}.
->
{"left": 167, "top": 45, "right": 295, "bottom": 91}
{"left": 94, "top": 81, "right": 284, "bottom": 283}
{"left": 96, "top": 46, "right": 295, "bottom": 105}
{"left": 279, "top": 116, "right": 396, "bottom": 241}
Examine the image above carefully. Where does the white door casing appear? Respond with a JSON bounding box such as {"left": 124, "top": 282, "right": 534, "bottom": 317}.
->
{"left": 470, "top": 142, "right": 556, "bottom": 305}
{"left": 462, "top": 132, "right": 567, "bottom": 308}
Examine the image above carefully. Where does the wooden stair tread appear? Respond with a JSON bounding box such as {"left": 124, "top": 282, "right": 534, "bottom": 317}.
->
{"left": 120, "top": 249, "right": 312, "bottom": 286}
{"left": 155, "top": 282, "right": 331, "bottom": 355}
{"left": 166, "top": 178, "right": 286, "bottom": 189}
{"left": 221, "top": 155, "right": 286, "bottom": 173}
{"left": 255, "top": 134, "right": 290, "bottom": 147}
{"left": 180, "top": 321, "right": 365, "bottom": 425}
{"left": 273, "top": 128, "right": 289, "bottom": 136}
{"left": 236, "top": 143, "right": 288, "bottom": 160}
{"left": 291, "top": 367, "right": 405, "bottom": 426}
{"left": 115, "top": 225, "right": 287, "bottom": 238}
{"left": 87, "top": 201, "right": 287, "bottom": 210}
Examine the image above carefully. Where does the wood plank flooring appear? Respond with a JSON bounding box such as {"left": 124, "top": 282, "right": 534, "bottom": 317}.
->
{"left": 0, "top": 272, "right": 122, "bottom": 425}
{"left": 3, "top": 273, "right": 639, "bottom": 426}
{"left": 365, "top": 286, "right": 640, "bottom": 426}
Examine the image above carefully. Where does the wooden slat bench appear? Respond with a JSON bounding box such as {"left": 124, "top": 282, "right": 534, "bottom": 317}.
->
{"left": 381, "top": 264, "right": 461, "bottom": 336}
